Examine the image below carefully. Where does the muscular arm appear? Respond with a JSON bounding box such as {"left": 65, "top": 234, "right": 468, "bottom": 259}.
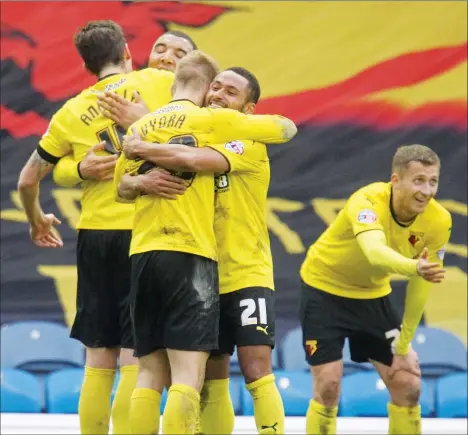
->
{"left": 17, "top": 150, "right": 55, "bottom": 224}
{"left": 131, "top": 141, "right": 229, "bottom": 173}
{"left": 395, "top": 277, "right": 431, "bottom": 355}
{"left": 356, "top": 230, "right": 418, "bottom": 276}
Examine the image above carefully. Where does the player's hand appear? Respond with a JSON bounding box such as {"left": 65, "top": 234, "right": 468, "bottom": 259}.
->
{"left": 416, "top": 247, "right": 446, "bottom": 283}
{"left": 139, "top": 168, "right": 187, "bottom": 200}
{"left": 388, "top": 349, "right": 421, "bottom": 379}
{"left": 98, "top": 91, "right": 149, "bottom": 130}
{"left": 30, "top": 214, "right": 63, "bottom": 248}
{"left": 79, "top": 141, "right": 118, "bottom": 181}
{"left": 122, "top": 128, "right": 142, "bottom": 160}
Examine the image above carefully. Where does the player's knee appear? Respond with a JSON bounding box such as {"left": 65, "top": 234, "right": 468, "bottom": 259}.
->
{"left": 318, "top": 379, "right": 340, "bottom": 407}
{"left": 85, "top": 347, "right": 119, "bottom": 369}
{"left": 238, "top": 346, "right": 272, "bottom": 384}
{"left": 402, "top": 374, "right": 421, "bottom": 406}
{"left": 311, "top": 361, "right": 342, "bottom": 407}
{"left": 388, "top": 371, "right": 421, "bottom": 407}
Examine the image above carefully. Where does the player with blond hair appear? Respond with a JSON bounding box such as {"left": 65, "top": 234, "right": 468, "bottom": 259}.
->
{"left": 115, "top": 50, "right": 297, "bottom": 434}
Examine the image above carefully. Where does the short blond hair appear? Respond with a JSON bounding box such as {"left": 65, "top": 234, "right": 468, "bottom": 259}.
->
{"left": 392, "top": 144, "right": 440, "bottom": 173}
{"left": 174, "top": 50, "right": 219, "bottom": 89}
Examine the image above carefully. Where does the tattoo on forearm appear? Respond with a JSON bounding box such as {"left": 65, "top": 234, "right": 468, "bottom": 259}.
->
{"left": 29, "top": 151, "right": 53, "bottom": 180}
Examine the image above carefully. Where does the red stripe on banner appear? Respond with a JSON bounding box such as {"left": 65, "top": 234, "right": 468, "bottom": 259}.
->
{"left": 1, "top": 106, "right": 49, "bottom": 138}
{"left": 258, "top": 42, "right": 468, "bottom": 130}
{"left": 295, "top": 100, "right": 468, "bottom": 131}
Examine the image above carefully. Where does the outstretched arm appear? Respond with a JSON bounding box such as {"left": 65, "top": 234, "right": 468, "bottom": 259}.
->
{"left": 356, "top": 230, "right": 419, "bottom": 276}
{"left": 17, "top": 149, "right": 63, "bottom": 248}
{"left": 212, "top": 109, "right": 297, "bottom": 144}
{"left": 395, "top": 215, "right": 452, "bottom": 356}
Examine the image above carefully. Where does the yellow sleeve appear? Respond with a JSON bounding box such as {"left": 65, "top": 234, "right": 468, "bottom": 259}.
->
{"left": 207, "top": 140, "right": 263, "bottom": 173}
{"left": 346, "top": 191, "right": 384, "bottom": 235}
{"left": 348, "top": 191, "right": 418, "bottom": 275}
{"left": 395, "top": 210, "right": 452, "bottom": 355}
{"left": 53, "top": 155, "right": 83, "bottom": 187}
{"left": 395, "top": 276, "right": 431, "bottom": 355}
{"left": 38, "top": 107, "right": 72, "bottom": 160}
{"left": 356, "top": 230, "right": 418, "bottom": 276}
{"left": 211, "top": 109, "right": 297, "bottom": 144}
{"left": 137, "top": 68, "right": 174, "bottom": 112}
{"left": 425, "top": 209, "right": 452, "bottom": 265}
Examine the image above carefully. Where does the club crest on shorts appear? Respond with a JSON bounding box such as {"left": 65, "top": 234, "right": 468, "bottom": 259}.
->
{"left": 224, "top": 140, "right": 245, "bottom": 155}
{"left": 305, "top": 339, "right": 318, "bottom": 356}
{"left": 357, "top": 209, "right": 377, "bottom": 224}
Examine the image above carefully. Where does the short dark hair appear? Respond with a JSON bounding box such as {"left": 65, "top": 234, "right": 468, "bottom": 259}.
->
{"left": 226, "top": 67, "right": 261, "bottom": 103}
{"left": 165, "top": 30, "right": 197, "bottom": 50}
{"left": 74, "top": 20, "right": 126, "bottom": 76}
{"left": 392, "top": 144, "right": 441, "bottom": 173}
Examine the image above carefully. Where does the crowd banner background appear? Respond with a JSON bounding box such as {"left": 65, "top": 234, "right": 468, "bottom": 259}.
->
{"left": 1, "top": 1, "right": 466, "bottom": 344}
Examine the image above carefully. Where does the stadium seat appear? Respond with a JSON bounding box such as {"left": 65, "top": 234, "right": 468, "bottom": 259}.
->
{"left": 230, "top": 348, "right": 241, "bottom": 373}
{"left": 229, "top": 376, "right": 243, "bottom": 414}
{"left": 281, "top": 327, "right": 308, "bottom": 371}
{"left": 1, "top": 368, "right": 42, "bottom": 413}
{"left": 1, "top": 321, "right": 84, "bottom": 375}
{"left": 241, "top": 370, "right": 311, "bottom": 416}
{"left": 436, "top": 373, "right": 467, "bottom": 418}
{"left": 46, "top": 368, "right": 120, "bottom": 413}
{"left": 340, "top": 371, "right": 433, "bottom": 417}
{"left": 411, "top": 327, "right": 467, "bottom": 377}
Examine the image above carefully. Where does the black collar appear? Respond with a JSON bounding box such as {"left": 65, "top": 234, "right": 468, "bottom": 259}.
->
{"left": 98, "top": 73, "right": 120, "bottom": 82}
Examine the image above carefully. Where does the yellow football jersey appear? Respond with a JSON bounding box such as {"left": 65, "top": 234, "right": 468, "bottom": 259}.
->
{"left": 208, "top": 140, "right": 274, "bottom": 294}
{"left": 121, "top": 100, "right": 294, "bottom": 260}
{"left": 300, "top": 182, "right": 452, "bottom": 299}
{"left": 38, "top": 68, "right": 174, "bottom": 230}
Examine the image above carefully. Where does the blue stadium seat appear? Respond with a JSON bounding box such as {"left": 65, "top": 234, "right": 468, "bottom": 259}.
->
{"left": 230, "top": 348, "right": 241, "bottom": 373}
{"left": 229, "top": 376, "right": 243, "bottom": 414}
{"left": 340, "top": 371, "right": 433, "bottom": 417}
{"left": 412, "top": 327, "right": 467, "bottom": 377}
{"left": 46, "top": 368, "right": 120, "bottom": 413}
{"left": 436, "top": 373, "right": 467, "bottom": 418}
{"left": 1, "top": 368, "right": 42, "bottom": 413}
{"left": 241, "top": 370, "right": 311, "bottom": 416}
{"left": 281, "top": 327, "right": 308, "bottom": 371}
{"left": 1, "top": 321, "right": 84, "bottom": 374}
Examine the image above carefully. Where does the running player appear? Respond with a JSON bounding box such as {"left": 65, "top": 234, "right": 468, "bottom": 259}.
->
{"left": 17, "top": 20, "right": 176, "bottom": 435}
{"left": 114, "top": 51, "right": 296, "bottom": 434}
{"left": 52, "top": 30, "right": 196, "bottom": 188}
{"left": 299, "top": 144, "right": 450, "bottom": 435}
{"left": 121, "top": 67, "right": 286, "bottom": 435}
